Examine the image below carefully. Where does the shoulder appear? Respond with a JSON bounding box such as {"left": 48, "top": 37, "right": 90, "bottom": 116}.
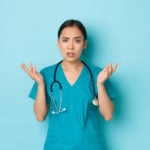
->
{"left": 40, "top": 63, "right": 57, "bottom": 76}
{"left": 87, "top": 63, "right": 103, "bottom": 74}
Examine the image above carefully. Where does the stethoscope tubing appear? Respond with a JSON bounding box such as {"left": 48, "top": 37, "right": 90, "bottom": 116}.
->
{"left": 50, "top": 60, "right": 98, "bottom": 114}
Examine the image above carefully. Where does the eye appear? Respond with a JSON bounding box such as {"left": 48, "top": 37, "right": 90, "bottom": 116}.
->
{"left": 62, "top": 39, "right": 68, "bottom": 42}
{"left": 76, "top": 39, "right": 81, "bottom": 43}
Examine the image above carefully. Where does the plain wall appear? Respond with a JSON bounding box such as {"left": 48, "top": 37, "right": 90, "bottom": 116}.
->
{"left": 0, "top": 0, "right": 150, "bottom": 149}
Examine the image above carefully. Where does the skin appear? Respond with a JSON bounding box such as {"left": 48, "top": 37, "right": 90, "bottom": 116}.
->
{"left": 57, "top": 26, "right": 87, "bottom": 85}
{"left": 21, "top": 26, "right": 118, "bottom": 122}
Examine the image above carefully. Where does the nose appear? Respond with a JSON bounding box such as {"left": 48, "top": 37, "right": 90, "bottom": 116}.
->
{"left": 68, "top": 40, "right": 74, "bottom": 50}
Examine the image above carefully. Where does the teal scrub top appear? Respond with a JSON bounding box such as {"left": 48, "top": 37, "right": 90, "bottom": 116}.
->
{"left": 29, "top": 62, "right": 116, "bottom": 150}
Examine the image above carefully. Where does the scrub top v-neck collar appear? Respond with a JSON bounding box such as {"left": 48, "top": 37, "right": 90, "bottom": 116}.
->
{"left": 59, "top": 63, "right": 85, "bottom": 88}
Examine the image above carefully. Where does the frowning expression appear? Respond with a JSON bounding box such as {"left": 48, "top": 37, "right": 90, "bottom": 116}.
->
{"left": 57, "top": 26, "right": 87, "bottom": 62}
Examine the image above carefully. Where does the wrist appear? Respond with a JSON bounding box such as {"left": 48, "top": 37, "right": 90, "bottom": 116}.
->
{"left": 38, "top": 83, "right": 45, "bottom": 88}
{"left": 97, "top": 82, "right": 104, "bottom": 88}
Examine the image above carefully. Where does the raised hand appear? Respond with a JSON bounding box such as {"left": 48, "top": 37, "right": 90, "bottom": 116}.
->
{"left": 21, "top": 62, "right": 45, "bottom": 86}
{"left": 97, "top": 63, "right": 118, "bottom": 85}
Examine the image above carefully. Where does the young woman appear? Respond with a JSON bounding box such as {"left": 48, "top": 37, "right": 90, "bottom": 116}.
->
{"left": 21, "top": 19, "right": 118, "bottom": 150}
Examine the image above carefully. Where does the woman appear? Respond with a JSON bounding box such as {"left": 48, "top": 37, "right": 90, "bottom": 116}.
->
{"left": 21, "top": 19, "right": 118, "bottom": 150}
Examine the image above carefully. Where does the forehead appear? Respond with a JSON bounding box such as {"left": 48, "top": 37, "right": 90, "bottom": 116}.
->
{"left": 60, "top": 26, "right": 83, "bottom": 38}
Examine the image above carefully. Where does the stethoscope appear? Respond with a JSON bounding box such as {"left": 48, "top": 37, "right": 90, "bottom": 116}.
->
{"left": 50, "top": 60, "right": 99, "bottom": 115}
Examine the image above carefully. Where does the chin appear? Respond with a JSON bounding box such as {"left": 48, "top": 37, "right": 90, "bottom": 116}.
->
{"left": 64, "top": 58, "right": 80, "bottom": 62}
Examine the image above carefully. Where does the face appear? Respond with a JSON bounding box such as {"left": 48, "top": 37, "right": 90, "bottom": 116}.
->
{"left": 57, "top": 26, "right": 87, "bottom": 63}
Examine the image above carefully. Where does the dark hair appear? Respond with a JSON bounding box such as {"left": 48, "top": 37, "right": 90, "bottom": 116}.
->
{"left": 58, "top": 19, "right": 87, "bottom": 41}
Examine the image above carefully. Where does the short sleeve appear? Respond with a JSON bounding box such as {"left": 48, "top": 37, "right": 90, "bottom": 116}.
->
{"left": 28, "top": 70, "right": 51, "bottom": 104}
{"left": 28, "top": 82, "right": 38, "bottom": 100}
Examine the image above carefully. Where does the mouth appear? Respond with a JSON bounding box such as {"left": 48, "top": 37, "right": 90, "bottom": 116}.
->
{"left": 67, "top": 52, "right": 75, "bottom": 57}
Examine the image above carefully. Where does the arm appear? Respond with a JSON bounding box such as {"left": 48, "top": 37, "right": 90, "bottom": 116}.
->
{"left": 97, "top": 63, "right": 118, "bottom": 121}
{"left": 34, "top": 84, "right": 49, "bottom": 122}
{"left": 97, "top": 83, "right": 114, "bottom": 121}
{"left": 21, "top": 62, "right": 49, "bottom": 122}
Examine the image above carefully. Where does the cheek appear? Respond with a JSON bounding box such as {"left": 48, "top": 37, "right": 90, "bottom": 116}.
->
{"left": 60, "top": 49, "right": 65, "bottom": 55}
{"left": 76, "top": 48, "right": 83, "bottom": 56}
{"left": 77, "top": 44, "right": 84, "bottom": 51}
{"left": 62, "top": 43, "right": 69, "bottom": 49}
{"left": 79, "top": 42, "right": 85, "bottom": 49}
{"left": 59, "top": 47, "right": 67, "bottom": 57}
{"left": 59, "top": 43, "right": 66, "bottom": 51}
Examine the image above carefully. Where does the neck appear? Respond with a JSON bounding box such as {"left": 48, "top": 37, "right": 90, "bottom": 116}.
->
{"left": 61, "top": 59, "right": 83, "bottom": 71}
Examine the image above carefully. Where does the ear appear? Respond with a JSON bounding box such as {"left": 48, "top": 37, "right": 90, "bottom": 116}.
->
{"left": 83, "top": 40, "right": 87, "bottom": 49}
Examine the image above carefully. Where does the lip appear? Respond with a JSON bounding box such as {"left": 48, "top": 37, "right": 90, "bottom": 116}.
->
{"left": 67, "top": 52, "right": 75, "bottom": 57}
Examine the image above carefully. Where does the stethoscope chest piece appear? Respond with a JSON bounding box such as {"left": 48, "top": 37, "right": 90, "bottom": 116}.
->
{"left": 92, "top": 99, "right": 99, "bottom": 106}
{"left": 51, "top": 107, "right": 66, "bottom": 115}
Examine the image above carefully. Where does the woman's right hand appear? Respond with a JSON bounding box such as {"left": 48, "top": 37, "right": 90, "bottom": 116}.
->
{"left": 21, "top": 62, "right": 45, "bottom": 86}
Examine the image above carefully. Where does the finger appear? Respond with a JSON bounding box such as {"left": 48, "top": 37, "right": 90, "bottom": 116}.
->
{"left": 29, "top": 62, "right": 35, "bottom": 78}
{"left": 103, "top": 67, "right": 109, "bottom": 78}
{"left": 105, "top": 63, "right": 110, "bottom": 69}
{"left": 33, "top": 64, "right": 36, "bottom": 72}
{"left": 108, "top": 63, "right": 113, "bottom": 76}
{"left": 21, "top": 63, "right": 29, "bottom": 74}
{"left": 33, "top": 64, "right": 37, "bottom": 76}
{"left": 105, "top": 63, "right": 112, "bottom": 77}
{"left": 29, "top": 62, "right": 32, "bottom": 72}
{"left": 112, "top": 63, "right": 118, "bottom": 73}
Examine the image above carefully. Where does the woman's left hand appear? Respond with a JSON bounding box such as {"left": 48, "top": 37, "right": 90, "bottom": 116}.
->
{"left": 97, "top": 63, "right": 118, "bottom": 85}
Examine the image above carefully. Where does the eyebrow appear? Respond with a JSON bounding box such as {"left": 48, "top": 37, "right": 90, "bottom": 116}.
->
{"left": 61, "top": 36, "right": 82, "bottom": 39}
